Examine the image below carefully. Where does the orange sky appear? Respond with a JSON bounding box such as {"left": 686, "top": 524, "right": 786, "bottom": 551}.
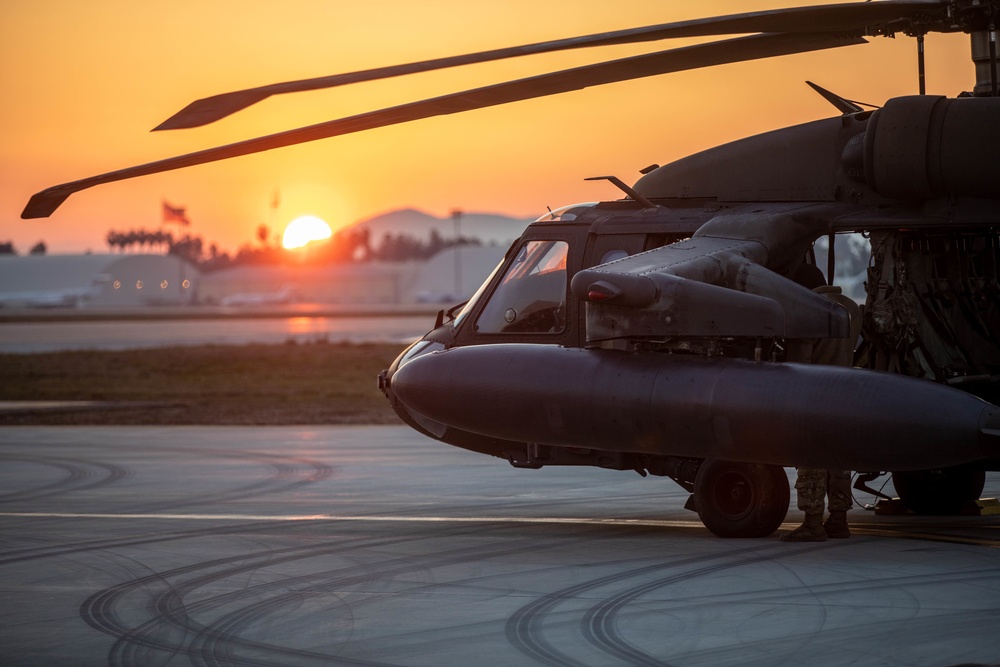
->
{"left": 0, "top": 1, "right": 973, "bottom": 254}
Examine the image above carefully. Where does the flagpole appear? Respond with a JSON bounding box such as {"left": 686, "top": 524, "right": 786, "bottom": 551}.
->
{"left": 270, "top": 189, "right": 280, "bottom": 246}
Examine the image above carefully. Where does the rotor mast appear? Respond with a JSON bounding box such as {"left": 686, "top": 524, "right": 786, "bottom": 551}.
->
{"left": 971, "top": 28, "right": 999, "bottom": 95}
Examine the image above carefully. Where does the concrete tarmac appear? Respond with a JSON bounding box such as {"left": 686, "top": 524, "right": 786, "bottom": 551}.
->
{"left": 0, "top": 314, "right": 432, "bottom": 353}
{"left": 1, "top": 426, "right": 998, "bottom": 666}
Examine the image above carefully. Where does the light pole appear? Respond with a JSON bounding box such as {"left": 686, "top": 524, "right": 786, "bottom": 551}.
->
{"left": 451, "top": 209, "right": 463, "bottom": 298}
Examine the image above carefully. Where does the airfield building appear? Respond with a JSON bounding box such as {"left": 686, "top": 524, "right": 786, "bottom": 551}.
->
{"left": 0, "top": 245, "right": 505, "bottom": 308}
{"left": 199, "top": 245, "right": 506, "bottom": 305}
{"left": 0, "top": 254, "right": 199, "bottom": 308}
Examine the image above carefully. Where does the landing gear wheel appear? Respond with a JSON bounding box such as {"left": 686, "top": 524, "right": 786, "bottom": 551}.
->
{"left": 891, "top": 467, "right": 986, "bottom": 515}
{"left": 694, "top": 459, "right": 789, "bottom": 538}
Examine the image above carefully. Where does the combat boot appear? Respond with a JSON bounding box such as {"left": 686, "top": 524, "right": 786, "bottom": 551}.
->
{"left": 823, "top": 511, "right": 851, "bottom": 538}
{"left": 780, "top": 513, "right": 828, "bottom": 542}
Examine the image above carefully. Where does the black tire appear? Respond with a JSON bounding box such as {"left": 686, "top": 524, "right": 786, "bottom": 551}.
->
{"left": 694, "top": 459, "right": 790, "bottom": 538}
{"left": 892, "top": 467, "right": 986, "bottom": 515}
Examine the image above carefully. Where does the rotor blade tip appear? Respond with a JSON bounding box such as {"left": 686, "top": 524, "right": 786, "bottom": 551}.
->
{"left": 152, "top": 91, "right": 271, "bottom": 131}
{"left": 152, "top": 116, "right": 204, "bottom": 131}
{"left": 22, "top": 188, "right": 73, "bottom": 219}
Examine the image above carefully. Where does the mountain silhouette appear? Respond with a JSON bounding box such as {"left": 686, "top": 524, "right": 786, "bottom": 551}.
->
{"left": 348, "top": 208, "right": 532, "bottom": 246}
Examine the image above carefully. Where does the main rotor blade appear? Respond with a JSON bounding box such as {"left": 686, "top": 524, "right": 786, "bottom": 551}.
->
{"left": 24, "top": 32, "right": 864, "bottom": 219}
{"left": 154, "top": 1, "right": 943, "bottom": 130}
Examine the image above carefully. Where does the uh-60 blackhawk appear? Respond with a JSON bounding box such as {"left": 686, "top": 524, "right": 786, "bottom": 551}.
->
{"left": 24, "top": 1, "right": 1000, "bottom": 537}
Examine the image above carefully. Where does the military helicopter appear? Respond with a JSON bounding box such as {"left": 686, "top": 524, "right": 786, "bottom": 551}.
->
{"left": 24, "top": 1, "right": 1000, "bottom": 537}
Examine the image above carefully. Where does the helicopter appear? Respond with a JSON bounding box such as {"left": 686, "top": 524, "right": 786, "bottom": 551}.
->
{"left": 23, "top": 1, "right": 1000, "bottom": 537}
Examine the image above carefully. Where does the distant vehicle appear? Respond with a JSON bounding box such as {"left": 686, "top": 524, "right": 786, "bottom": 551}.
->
{"left": 0, "top": 287, "right": 95, "bottom": 309}
{"left": 23, "top": 1, "right": 1000, "bottom": 537}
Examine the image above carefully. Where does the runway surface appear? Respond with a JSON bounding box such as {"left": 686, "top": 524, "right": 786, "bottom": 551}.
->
{"left": 1, "top": 426, "right": 999, "bottom": 666}
{"left": 0, "top": 314, "right": 431, "bottom": 353}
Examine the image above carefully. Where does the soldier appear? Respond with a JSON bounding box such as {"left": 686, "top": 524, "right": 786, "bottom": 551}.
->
{"left": 782, "top": 281, "right": 862, "bottom": 543}
{"left": 782, "top": 469, "right": 852, "bottom": 541}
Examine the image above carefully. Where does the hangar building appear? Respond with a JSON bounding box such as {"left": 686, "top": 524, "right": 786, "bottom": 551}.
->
{"left": 0, "top": 245, "right": 504, "bottom": 308}
{"left": 199, "top": 246, "right": 505, "bottom": 305}
{"left": 0, "top": 254, "right": 199, "bottom": 308}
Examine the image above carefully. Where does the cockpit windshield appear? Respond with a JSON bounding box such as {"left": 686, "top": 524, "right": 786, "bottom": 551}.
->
{"left": 452, "top": 203, "right": 591, "bottom": 333}
{"left": 452, "top": 259, "right": 503, "bottom": 329}
{"left": 474, "top": 239, "right": 568, "bottom": 334}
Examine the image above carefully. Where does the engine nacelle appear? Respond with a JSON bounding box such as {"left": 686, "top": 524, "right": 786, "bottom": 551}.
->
{"left": 853, "top": 95, "right": 1000, "bottom": 200}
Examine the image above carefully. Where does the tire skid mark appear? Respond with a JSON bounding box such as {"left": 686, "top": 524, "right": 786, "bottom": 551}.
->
{"left": 647, "top": 564, "right": 1000, "bottom": 612}
{"left": 504, "top": 544, "right": 764, "bottom": 667}
{"left": 648, "top": 567, "right": 1000, "bottom": 624}
{"left": 82, "top": 523, "right": 550, "bottom": 666}
{"left": 579, "top": 541, "right": 1000, "bottom": 665}
{"left": 505, "top": 542, "right": 833, "bottom": 667}
{"left": 179, "top": 529, "right": 555, "bottom": 666}
{"left": 643, "top": 561, "right": 1000, "bottom": 665}
{"left": 0, "top": 518, "right": 323, "bottom": 566}
{"left": 141, "top": 539, "right": 423, "bottom": 666}
{"left": 582, "top": 543, "right": 836, "bottom": 666}
{"left": 0, "top": 454, "right": 130, "bottom": 503}
{"left": 0, "top": 443, "right": 335, "bottom": 512}
{"left": 131, "top": 446, "right": 336, "bottom": 512}
{"left": 83, "top": 534, "right": 414, "bottom": 667}
{"left": 186, "top": 534, "right": 549, "bottom": 667}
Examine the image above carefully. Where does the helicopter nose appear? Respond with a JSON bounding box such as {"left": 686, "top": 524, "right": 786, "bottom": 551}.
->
{"left": 380, "top": 339, "right": 448, "bottom": 410}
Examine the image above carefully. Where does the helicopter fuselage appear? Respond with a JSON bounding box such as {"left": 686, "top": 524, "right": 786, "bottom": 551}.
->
{"left": 379, "top": 95, "right": 1000, "bottom": 536}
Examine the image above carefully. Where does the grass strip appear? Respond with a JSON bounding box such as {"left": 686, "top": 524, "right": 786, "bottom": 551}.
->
{"left": 0, "top": 342, "right": 405, "bottom": 425}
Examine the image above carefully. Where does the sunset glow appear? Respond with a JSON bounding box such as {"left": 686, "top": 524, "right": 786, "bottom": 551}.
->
{"left": 0, "top": 1, "right": 974, "bottom": 254}
{"left": 282, "top": 216, "right": 332, "bottom": 249}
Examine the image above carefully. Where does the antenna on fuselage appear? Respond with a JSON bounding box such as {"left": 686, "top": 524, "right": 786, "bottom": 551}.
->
{"left": 805, "top": 81, "right": 871, "bottom": 114}
{"left": 585, "top": 175, "right": 656, "bottom": 209}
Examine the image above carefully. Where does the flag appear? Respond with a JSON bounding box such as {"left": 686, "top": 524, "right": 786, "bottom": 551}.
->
{"left": 162, "top": 200, "right": 190, "bottom": 225}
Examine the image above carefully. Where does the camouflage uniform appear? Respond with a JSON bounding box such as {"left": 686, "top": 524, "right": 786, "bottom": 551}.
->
{"left": 794, "top": 468, "right": 852, "bottom": 514}
{"left": 782, "top": 284, "right": 860, "bottom": 542}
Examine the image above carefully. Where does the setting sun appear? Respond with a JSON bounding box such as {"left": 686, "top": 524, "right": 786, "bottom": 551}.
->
{"left": 282, "top": 216, "right": 333, "bottom": 249}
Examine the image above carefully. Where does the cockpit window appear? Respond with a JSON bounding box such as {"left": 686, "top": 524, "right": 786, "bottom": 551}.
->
{"left": 474, "top": 240, "right": 568, "bottom": 334}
